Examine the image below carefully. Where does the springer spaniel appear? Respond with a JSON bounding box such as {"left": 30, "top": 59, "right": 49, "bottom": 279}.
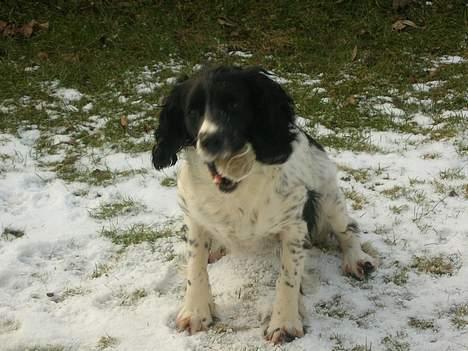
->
{"left": 152, "top": 66, "right": 378, "bottom": 344}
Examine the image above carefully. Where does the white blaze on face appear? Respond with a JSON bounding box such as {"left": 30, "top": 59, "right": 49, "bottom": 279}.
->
{"left": 196, "top": 117, "right": 220, "bottom": 161}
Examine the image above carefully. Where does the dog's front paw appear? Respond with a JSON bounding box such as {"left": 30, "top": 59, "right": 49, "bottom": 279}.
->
{"left": 176, "top": 302, "right": 213, "bottom": 335}
{"left": 342, "top": 248, "right": 378, "bottom": 280}
{"left": 264, "top": 317, "right": 304, "bottom": 345}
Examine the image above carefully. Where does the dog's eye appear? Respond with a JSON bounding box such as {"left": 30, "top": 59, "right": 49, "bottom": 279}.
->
{"left": 228, "top": 102, "right": 239, "bottom": 110}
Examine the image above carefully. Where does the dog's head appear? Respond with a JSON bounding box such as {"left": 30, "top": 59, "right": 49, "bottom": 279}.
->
{"left": 152, "top": 66, "right": 296, "bottom": 192}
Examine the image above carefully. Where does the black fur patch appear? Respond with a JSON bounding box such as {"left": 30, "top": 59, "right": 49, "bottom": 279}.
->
{"left": 302, "top": 190, "right": 321, "bottom": 240}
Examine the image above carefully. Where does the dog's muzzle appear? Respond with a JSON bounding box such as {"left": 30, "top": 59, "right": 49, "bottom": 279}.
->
{"left": 206, "top": 144, "right": 255, "bottom": 193}
{"left": 208, "top": 162, "right": 239, "bottom": 193}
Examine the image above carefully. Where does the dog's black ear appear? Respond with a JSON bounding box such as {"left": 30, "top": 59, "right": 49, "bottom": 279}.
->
{"left": 244, "top": 68, "right": 296, "bottom": 165}
{"left": 152, "top": 81, "right": 192, "bottom": 170}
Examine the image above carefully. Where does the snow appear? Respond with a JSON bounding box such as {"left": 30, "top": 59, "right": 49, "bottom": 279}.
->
{"left": 53, "top": 88, "right": 83, "bottom": 103}
{"left": 372, "top": 102, "right": 405, "bottom": 117}
{"left": 1, "top": 64, "right": 467, "bottom": 351}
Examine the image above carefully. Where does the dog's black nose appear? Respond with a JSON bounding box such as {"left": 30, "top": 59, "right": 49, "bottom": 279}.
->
{"left": 199, "top": 132, "right": 224, "bottom": 154}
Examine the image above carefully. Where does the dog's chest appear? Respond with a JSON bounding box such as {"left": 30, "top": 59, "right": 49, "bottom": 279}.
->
{"left": 180, "top": 167, "right": 306, "bottom": 247}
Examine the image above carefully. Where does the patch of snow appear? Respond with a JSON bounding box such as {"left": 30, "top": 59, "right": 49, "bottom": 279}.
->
{"left": 311, "top": 87, "right": 326, "bottom": 94}
{"left": 82, "top": 103, "right": 93, "bottom": 113}
{"left": 302, "top": 79, "right": 321, "bottom": 86}
{"left": 442, "top": 109, "right": 468, "bottom": 118}
{"left": 412, "top": 113, "right": 433, "bottom": 127}
{"left": 24, "top": 66, "right": 40, "bottom": 72}
{"left": 135, "top": 82, "right": 162, "bottom": 95}
{"left": 53, "top": 88, "right": 83, "bottom": 103}
{"left": 166, "top": 77, "right": 178, "bottom": 85}
{"left": 372, "top": 102, "right": 405, "bottom": 117}
{"left": 229, "top": 51, "right": 253, "bottom": 58}
{"left": 436, "top": 56, "right": 465, "bottom": 64}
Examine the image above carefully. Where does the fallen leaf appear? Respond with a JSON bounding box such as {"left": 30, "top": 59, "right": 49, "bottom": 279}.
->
{"left": 37, "top": 22, "right": 49, "bottom": 30}
{"left": 401, "top": 20, "right": 418, "bottom": 28}
{"left": 392, "top": 19, "right": 419, "bottom": 32}
{"left": 18, "top": 20, "right": 36, "bottom": 38}
{"left": 217, "top": 16, "right": 237, "bottom": 28}
{"left": 37, "top": 52, "right": 49, "bottom": 60}
{"left": 351, "top": 45, "right": 358, "bottom": 61}
{"left": 345, "top": 95, "right": 358, "bottom": 106}
{"left": 0, "top": 20, "right": 7, "bottom": 32}
{"left": 120, "top": 115, "right": 128, "bottom": 129}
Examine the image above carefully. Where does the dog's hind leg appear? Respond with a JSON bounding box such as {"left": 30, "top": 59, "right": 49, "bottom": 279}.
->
{"left": 325, "top": 189, "right": 378, "bottom": 279}
{"left": 176, "top": 218, "right": 214, "bottom": 334}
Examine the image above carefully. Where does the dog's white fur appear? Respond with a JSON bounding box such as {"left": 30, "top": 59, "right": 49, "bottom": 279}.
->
{"left": 175, "top": 130, "right": 378, "bottom": 342}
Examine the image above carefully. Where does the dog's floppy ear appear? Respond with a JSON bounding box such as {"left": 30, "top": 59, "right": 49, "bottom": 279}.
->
{"left": 152, "top": 81, "right": 192, "bottom": 170}
{"left": 244, "top": 68, "right": 296, "bottom": 165}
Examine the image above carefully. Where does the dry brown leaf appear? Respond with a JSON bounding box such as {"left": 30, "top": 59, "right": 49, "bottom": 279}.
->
{"left": 120, "top": 115, "right": 129, "bottom": 129}
{"left": 37, "top": 22, "right": 49, "bottom": 30}
{"left": 401, "top": 20, "right": 418, "bottom": 28}
{"left": 217, "top": 16, "right": 236, "bottom": 28}
{"left": 0, "top": 20, "right": 7, "bottom": 32}
{"left": 392, "top": 19, "right": 419, "bottom": 32}
{"left": 37, "top": 52, "right": 49, "bottom": 60}
{"left": 18, "top": 20, "right": 36, "bottom": 38}
{"left": 345, "top": 96, "right": 357, "bottom": 106}
{"left": 351, "top": 45, "right": 358, "bottom": 61}
{"left": 63, "top": 53, "right": 80, "bottom": 63}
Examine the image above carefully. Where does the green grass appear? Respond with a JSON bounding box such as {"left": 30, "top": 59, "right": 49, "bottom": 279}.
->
{"left": 101, "top": 223, "right": 173, "bottom": 248}
{"left": 449, "top": 303, "right": 468, "bottom": 330}
{"left": 96, "top": 335, "right": 119, "bottom": 350}
{"left": 90, "top": 196, "right": 146, "bottom": 220}
{"left": 411, "top": 254, "right": 460, "bottom": 276}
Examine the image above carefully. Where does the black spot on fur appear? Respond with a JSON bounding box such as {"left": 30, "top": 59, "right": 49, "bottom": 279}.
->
{"left": 347, "top": 221, "right": 360, "bottom": 233}
{"left": 302, "top": 190, "right": 321, "bottom": 241}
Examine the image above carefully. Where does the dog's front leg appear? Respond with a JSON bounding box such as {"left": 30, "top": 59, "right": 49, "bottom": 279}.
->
{"left": 176, "top": 219, "right": 214, "bottom": 334}
{"left": 265, "top": 223, "right": 307, "bottom": 344}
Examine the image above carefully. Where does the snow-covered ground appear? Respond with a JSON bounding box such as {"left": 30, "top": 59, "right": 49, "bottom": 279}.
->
{"left": 0, "top": 58, "right": 467, "bottom": 351}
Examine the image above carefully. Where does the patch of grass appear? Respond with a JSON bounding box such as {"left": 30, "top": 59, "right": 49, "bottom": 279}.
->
{"left": 408, "top": 317, "right": 437, "bottom": 331}
{"left": 385, "top": 262, "right": 410, "bottom": 286}
{"left": 330, "top": 334, "right": 372, "bottom": 351}
{"left": 91, "top": 263, "right": 112, "bottom": 279}
{"left": 411, "top": 254, "right": 460, "bottom": 276}
{"left": 449, "top": 303, "right": 468, "bottom": 330}
{"left": 317, "top": 132, "right": 380, "bottom": 153}
{"left": 0, "top": 319, "right": 21, "bottom": 334}
{"left": 101, "top": 223, "right": 173, "bottom": 248}
{"left": 381, "top": 186, "right": 406, "bottom": 200}
{"left": 439, "top": 167, "right": 464, "bottom": 180}
{"left": 160, "top": 177, "right": 177, "bottom": 187}
{"left": 338, "top": 165, "right": 370, "bottom": 184}
{"left": 62, "top": 286, "right": 89, "bottom": 299}
{"left": 422, "top": 152, "right": 441, "bottom": 160}
{"left": 90, "top": 197, "right": 146, "bottom": 220}
{"left": 343, "top": 189, "right": 367, "bottom": 210}
{"left": 120, "top": 288, "right": 147, "bottom": 306}
{"left": 1, "top": 227, "right": 25, "bottom": 240}
{"left": 20, "top": 346, "right": 65, "bottom": 351}
{"left": 381, "top": 333, "right": 410, "bottom": 351}
{"left": 96, "top": 335, "right": 119, "bottom": 350}
{"left": 315, "top": 295, "right": 350, "bottom": 320}
{"left": 389, "top": 205, "right": 408, "bottom": 215}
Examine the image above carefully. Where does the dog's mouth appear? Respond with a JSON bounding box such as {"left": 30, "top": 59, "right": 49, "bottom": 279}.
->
{"left": 207, "top": 162, "right": 239, "bottom": 193}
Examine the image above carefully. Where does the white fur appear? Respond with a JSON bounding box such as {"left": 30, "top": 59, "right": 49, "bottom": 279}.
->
{"left": 175, "top": 129, "right": 378, "bottom": 341}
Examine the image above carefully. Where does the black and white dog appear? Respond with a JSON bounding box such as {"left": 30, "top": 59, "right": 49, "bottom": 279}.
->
{"left": 152, "top": 66, "right": 378, "bottom": 344}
